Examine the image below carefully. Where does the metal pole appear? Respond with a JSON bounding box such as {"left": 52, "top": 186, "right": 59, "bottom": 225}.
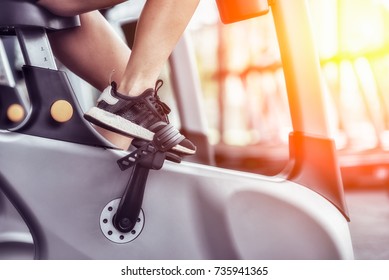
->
{"left": 271, "top": 0, "right": 330, "bottom": 137}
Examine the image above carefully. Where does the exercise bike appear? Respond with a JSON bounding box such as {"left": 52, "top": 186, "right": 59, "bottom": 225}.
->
{"left": 0, "top": 0, "right": 354, "bottom": 259}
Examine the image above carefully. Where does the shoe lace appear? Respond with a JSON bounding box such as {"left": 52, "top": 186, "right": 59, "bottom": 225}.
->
{"left": 152, "top": 80, "right": 171, "bottom": 117}
{"left": 110, "top": 79, "right": 171, "bottom": 119}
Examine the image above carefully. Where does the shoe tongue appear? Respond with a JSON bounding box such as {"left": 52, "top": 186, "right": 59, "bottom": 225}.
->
{"left": 138, "top": 88, "right": 155, "bottom": 98}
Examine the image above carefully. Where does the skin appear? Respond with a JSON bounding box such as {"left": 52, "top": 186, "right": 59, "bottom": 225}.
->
{"left": 36, "top": 0, "right": 200, "bottom": 149}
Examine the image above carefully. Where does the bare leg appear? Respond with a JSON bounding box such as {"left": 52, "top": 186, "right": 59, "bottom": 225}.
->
{"left": 117, "top": 0, "right": 200, "bottom": 96}
{"left": 37, "top": 0, "right": 200, "bottom": 151}
{"left": 46, "top": 11, "right": 133, "bottom": 149}
{"left": 46, "top": 11, "right": 130, "bottom": 91}
{"left": 39, "top": 0, "right": 200, "bottom": 96}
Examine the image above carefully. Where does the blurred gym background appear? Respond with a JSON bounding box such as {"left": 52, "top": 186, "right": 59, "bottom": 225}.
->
{"left": 186, "top": 0, "right": 389, "bottom": 191}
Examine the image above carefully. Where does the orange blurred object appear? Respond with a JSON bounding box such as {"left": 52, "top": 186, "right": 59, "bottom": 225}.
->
{"left": 215, "top": 0, "right": 269, "bottom": 24}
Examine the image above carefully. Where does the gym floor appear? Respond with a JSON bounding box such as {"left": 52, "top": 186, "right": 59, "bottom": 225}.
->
{"left": 345, "top": 189, "right": 389, "bottom": 259}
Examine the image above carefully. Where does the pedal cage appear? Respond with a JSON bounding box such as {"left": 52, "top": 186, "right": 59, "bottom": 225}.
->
{"left": 117, "top": 124, "right": 184, "bottom": 171}
{"left": 117, "top": 141, "right": 165, "bottom": 171}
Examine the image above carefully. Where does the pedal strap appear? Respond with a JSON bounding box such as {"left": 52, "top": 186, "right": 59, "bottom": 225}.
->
{"left": 153, "top": 124, "right": 185, "bottom": 152}
{"left": 117, "top": 124, "right": 185, "bottom": 171}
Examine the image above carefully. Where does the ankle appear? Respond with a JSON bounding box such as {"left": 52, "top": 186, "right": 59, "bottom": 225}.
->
{"left": 117, "top": 80, "right": 154, "bottom": 97}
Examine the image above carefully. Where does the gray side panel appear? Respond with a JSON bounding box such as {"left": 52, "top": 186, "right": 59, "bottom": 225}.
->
{"left": 0, "top": 132, "right": 353, "bottom": 259}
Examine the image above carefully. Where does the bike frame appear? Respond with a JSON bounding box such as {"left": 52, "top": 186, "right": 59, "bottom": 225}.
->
{"left": 0, "top": 0, "right": 354, "bottom": 259}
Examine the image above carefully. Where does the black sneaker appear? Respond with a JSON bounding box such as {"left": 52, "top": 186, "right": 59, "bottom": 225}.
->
{"left": 84, "top": 80, "right": 196, "bottom": 155}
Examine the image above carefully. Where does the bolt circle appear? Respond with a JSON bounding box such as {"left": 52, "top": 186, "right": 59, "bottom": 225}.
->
{"left": 99, "top": 198, "right": 144, "bottom": 244}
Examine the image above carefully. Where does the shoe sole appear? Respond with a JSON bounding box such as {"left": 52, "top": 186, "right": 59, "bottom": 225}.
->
{"left": 84, "top": 107, "right": 196, "bottom": 155}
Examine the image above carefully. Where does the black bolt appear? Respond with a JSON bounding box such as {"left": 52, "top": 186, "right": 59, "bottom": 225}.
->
{"left": 120, "top": 218, "right": 131, "bottom": 228}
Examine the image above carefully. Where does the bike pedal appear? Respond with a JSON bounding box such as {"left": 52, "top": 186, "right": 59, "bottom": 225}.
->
{"left": 131, "top": 138, "right": 182, "bottom": 164}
